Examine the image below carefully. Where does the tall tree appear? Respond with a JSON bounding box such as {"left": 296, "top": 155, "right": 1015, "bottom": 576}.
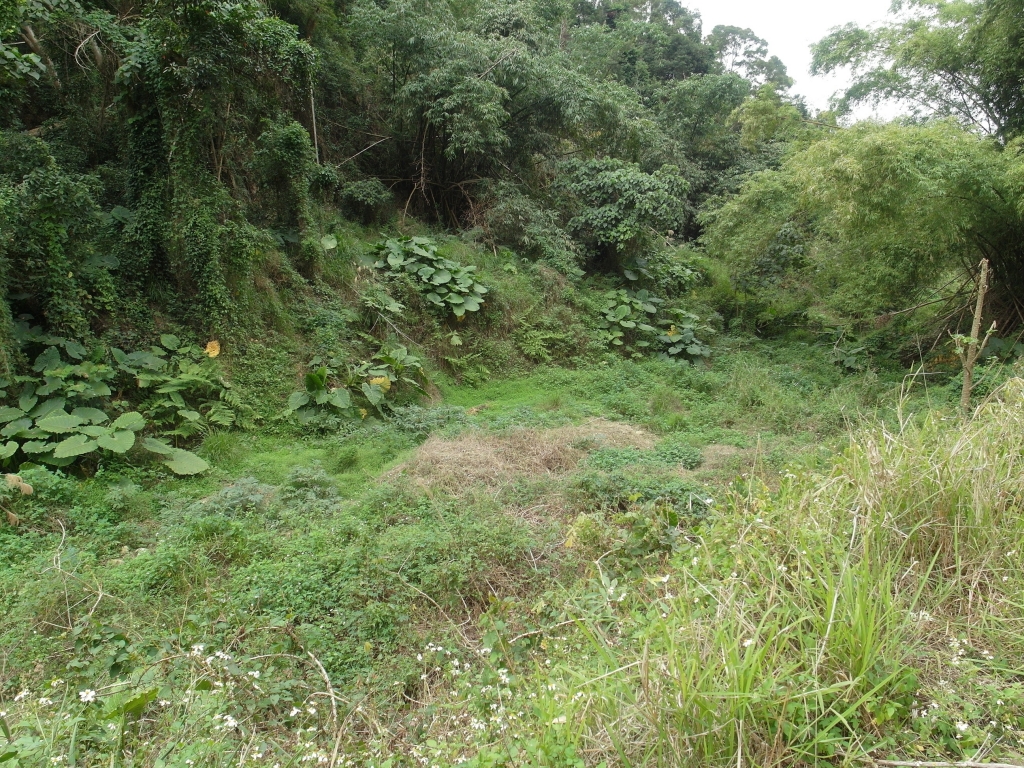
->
{"left": 812, "top": 0, "right": 1024, "bottom": 139}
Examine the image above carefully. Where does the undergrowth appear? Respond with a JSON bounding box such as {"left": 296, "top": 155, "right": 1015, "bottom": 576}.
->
{"left": 1, "top": 349, "right": 1021, "bottom": 766}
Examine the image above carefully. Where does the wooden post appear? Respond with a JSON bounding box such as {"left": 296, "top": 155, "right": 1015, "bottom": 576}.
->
{"left": 310, "top": 83, "right": 320, "bottom": 165}
{"left": 960, "top": 258, "right": 995, "bottom": 413}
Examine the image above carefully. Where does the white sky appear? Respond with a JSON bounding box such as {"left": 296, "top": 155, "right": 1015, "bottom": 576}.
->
{"left": 685, "top": 0, "right": 897, "bottom": 115}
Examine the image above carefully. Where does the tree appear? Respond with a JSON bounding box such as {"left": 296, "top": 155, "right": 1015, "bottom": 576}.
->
{"left": 702, "top": 121, "right": 1024, "bottom": 326}
{"left": 812, "top": 0, "right": 1024, "bottom": 140}
{"left": 707, "top": 25, "right": 793, "bottom": 89}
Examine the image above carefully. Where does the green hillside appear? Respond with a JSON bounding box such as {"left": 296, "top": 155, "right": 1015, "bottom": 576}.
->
{"left": 2, "top": 0, "right": 1024, "bottom": 764}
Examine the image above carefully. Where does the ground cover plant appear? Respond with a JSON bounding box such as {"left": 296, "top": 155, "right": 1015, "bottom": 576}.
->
{"left": 4, "top": 0, "right": 1024, "bottom": 763}
{"left": 0, "top": 350, "right": 1020, "bottom": 766}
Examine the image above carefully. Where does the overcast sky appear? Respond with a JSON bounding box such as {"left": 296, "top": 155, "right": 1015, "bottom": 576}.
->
{"left": 685, "top": 0, "right": 897, "bottom": 114}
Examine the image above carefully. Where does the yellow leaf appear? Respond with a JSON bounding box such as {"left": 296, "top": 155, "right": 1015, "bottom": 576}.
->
{"left": 359, "top": 408, "right": 368, "bottom": 419}
{"left": 205, "top": 340, "right": 221, "bottom": 358}
{"left": 368, "top": 376, "right": 391, "bottom": 392}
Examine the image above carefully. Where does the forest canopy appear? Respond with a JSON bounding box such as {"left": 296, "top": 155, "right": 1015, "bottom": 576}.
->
{"left": 1, "top": 0, "right": 1023, "bottom": 371}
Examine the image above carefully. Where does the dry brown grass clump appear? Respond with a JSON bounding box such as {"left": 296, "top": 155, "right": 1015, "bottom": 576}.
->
{"left": 391, "top": 418, "right": 654, "bottom": 494}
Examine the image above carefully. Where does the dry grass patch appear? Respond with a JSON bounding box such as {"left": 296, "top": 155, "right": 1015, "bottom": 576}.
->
{"left": 391, "top": 418, "right": 654, "bottom": 494}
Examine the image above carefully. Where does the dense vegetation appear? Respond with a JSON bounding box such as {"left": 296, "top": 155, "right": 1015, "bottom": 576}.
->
{"left": 2, "top": 0, "right": 1024, "bottom": 765}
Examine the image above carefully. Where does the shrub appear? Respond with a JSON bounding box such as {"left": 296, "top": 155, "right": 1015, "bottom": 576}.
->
{"left": 367, "top": 236, "right": 489, "bottom": 319}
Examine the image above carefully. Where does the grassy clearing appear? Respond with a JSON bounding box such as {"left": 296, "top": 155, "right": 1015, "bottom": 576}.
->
{"left": 3, "top": 345, "right": 1020, "bottom": 767}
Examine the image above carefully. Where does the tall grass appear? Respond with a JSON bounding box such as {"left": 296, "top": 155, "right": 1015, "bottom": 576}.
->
{"left": 3, "top": 381, "right": 1024, "bottom": 766}
{"left": 506, "top": 380, "right": 1024, "bottom": 767}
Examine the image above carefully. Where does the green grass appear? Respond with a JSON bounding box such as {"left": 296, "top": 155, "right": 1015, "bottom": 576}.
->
{"left": 2, "top": 338, "right": 1021, "bottom": 767}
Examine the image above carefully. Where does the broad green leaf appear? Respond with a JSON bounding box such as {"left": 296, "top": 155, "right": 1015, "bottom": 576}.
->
{"left": 431, "top": 269, "right": 452, "bottom": 284}
{"left": 110, "top": 205, "right": 134, "bottom": 223}
{"left": 21, "top": 440, "right": 54, "bottom": 454}
{"left": 328, "top": 388, "right": 351, "bottom": 409}
{"left": 1, "top": 418, "right": 32, "bottom": 437}
{"left": 320, "top": 234, "right": 338, "bottom": 251}
{"left": 63, "top": 339, "right": 87, "bottom": 359}
{"left": 613, "top": 305, "right": 630, "bottom": 321}
{"left": 111, "top": 412, "right": 146, "bottom": 431}
{"left": 162, "top": 449, "right": 210, "bottom": 475}
{"left": 36, "top": 412, "right": 86, "bottom": 434}
{"left": 287, "top": 391, "right": 310, "bottom": 411}
{"left": 160, "top": 334, "right": 181, "bottom": 350}
{"left": 115, "top": 688, "right": 158, "bottom": 717}
{"left": 78, "top": 425, "right": 111, "bottom": 437}
{"left": 142, "top": 437, "right": 175, "bottom": 456}
{"left": 18, "top": 393, "right": 37, "bottom": 412}
{"left": 178, "top": 409, "right": 202, "bottom": 422}
{"left": 31, "top": 397, "right": 67, "bottom": 419}
{"left": 53, "top": 434, "right": 99, "bottom": 458}
{"left": 33, "top": 347, "right": 62, "bottom": 372}
{"left": 72, "top": 407, "right": 109, "bottom": 424}
{"left": 0, "top": 441, "right": 17, "bottom": 460}
{"left": 42, "top": 455, "right": 76, "bottom": 467}
{"left": 305, "top": 367, "right": 329, "bottom": 393}
{"left": 361, "top": 383, "right": 384, "bottom": 406}
{"left": 461, "top": 296, "right": 481, "bottom": 312}
{"left": 97, "top": 430, "right": 136, "bottom": 454}
{"left": 0, "top": 407, "right": 25, "bottom": 424}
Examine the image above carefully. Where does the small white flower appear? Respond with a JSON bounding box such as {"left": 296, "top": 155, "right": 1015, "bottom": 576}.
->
{"left": 37, "top": 697, "right": 53, "bottom": 706}
{"left": 290, "top": 707, "right": 302, "bottom": 716}
{"left": 956, "top": 721, "right": 969, "bottom": 733}
{"left": 159, "top": 700, "right": 171, "bottom": 707}
{"left": 13, "top": 690, "right": 29, "bottom": 702}
{"left": 742, "top": 639, "right": 754, "bottom": 648}
{"left": 307, "top": 706, "right": 316, "bottom": 715}
{"left": 247, "top": 671, "right": 260, "bottom": 678}
{"left": 78, "top": 690, "right": 97, "bottom": 703}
